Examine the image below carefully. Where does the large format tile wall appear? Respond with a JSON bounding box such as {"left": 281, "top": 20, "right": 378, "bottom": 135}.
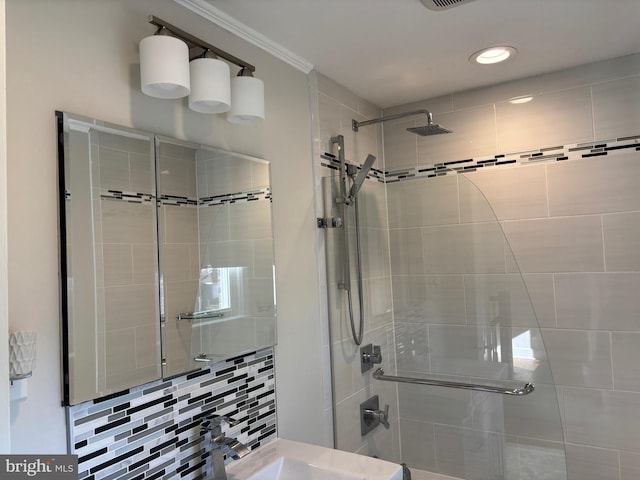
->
{"left": 310, "top": 72, "right": 402, "bottom": 460}
{"left": 383, "top": 54, "right": 640, "bottom": 480}
{"left": 69, "top": 348, "right": 276, "bottom": 480}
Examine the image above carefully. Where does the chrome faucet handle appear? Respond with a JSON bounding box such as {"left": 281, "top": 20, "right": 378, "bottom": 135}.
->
{"left": 207, "top": 415, "right": 239, "bottom": 427}
{"left": 364, "top": 404, "right": 390, "bottom": 429}
{"left": 201, "top": 414, "right": 239, "bottom": 436}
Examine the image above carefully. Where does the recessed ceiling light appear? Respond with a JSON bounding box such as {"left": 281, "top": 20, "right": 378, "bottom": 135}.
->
{"left": 470, "top": 46, "right": 517, "bottom": 65}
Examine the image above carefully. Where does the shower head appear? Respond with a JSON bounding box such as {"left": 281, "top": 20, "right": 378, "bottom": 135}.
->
{"left": 352, "top": 109, "right": 453, "bottom": 136}
{"left": 349, "top": 154, "right": 376, "bottom": 199}
{"left": 407, "top": 123, "right": 452, "bottom": 136}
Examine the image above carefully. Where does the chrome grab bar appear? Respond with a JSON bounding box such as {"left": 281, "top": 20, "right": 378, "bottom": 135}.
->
{"left": 373, "top": 368, "right": 534, "bottom": 396}
{"left": 177, "top": 311, "right": 224, "bottom": 321}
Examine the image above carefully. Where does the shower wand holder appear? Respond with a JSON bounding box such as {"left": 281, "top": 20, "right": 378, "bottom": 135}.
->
{"left": 361, "top": 343, "right": 383, "bottom": 372}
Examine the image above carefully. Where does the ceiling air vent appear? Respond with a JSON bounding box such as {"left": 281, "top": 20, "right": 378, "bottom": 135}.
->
{"left": 420, "top": 0, "right": 476, "bottom": 11}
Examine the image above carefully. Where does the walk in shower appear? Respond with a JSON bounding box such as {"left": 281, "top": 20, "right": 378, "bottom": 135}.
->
{"left": 319, "top": 111, "right": 567, "bottom": 479}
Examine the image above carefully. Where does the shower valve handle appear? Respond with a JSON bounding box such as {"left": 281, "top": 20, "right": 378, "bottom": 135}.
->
{"left": 364, "top": 404, "right": 390, "bottom": 430}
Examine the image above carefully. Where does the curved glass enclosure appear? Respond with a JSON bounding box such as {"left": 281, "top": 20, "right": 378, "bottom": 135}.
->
{"left": 322, "top": 167, "right": 567, "bottom": 480}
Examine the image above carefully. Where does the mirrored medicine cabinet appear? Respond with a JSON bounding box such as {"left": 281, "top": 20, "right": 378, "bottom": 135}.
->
{"left": 57, "top": 111, "right": 277, "bottom": 406}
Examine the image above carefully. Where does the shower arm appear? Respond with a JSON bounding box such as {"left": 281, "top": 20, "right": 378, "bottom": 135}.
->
{"left": 352, "top": 109, "right": 434, "bottom": 132}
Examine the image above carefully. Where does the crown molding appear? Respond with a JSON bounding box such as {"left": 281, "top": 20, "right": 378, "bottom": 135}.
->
{"left": 174, "top": 0, "right": 314, "bottom": 74}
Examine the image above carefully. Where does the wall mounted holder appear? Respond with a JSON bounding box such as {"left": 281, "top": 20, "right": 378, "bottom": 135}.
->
{"left": 360, "top": 343, "right": 382, "bottom": 372}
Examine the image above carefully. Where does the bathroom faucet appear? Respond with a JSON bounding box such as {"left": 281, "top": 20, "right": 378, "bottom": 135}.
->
{"left": 201, "top": 415, "right": 250, "bottom": 480}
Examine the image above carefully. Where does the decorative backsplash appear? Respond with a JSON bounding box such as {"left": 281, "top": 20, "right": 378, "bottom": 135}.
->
{"left": 69, "top": 348, "right": 276, "bottom": 480}
{"left": 321, "top": 133, "right": 640, "bottom": 182}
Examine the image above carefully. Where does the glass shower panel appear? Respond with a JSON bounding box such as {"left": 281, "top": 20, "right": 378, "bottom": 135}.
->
{"left": 389, "top": 173, "right": 567, "bottom": 479}
{"left": 324, "top": 167, "right": 566, "bottom": 479}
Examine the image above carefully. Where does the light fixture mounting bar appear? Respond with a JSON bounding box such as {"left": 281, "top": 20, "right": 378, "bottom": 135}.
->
{"left": 148, "top": 15, "right": 255, "bottom": 73}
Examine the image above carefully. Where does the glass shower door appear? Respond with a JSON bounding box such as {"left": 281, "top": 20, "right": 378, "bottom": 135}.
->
{"left": 387, "top": 172, "right": 567, "bottom": 479}
{"left": 323, "top": 167, "right": 567, "bottom": 479}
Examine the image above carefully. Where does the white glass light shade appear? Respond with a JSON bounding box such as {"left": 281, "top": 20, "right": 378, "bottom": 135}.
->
{"left": 140, "top": 35, "right": 190, "bottom": 99}
{"left": 227, "top": 76, "right": 265, "bottom": 124}
{"left": 188, "top": 58, "right": 231, "bottom": 113}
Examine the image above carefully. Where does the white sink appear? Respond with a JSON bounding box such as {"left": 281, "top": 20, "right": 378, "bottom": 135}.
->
{"left": 226, "top": 438, "right": 403, "bottom": 480}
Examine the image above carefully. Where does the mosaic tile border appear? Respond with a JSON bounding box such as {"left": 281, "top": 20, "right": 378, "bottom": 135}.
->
{"left": 100, "top": 190, "right": 155, "bottom": 203}
{"left": 200, "top": 188, "right": 272, "bottom": 207}
{"left": 69, "top": 348, "right": 276, "bottom": 480}
{"left": 91, "top": 188, "right": 272, "bottom": 208}
{"left": 322, "top": 134, "right": 640, "bottom": 183}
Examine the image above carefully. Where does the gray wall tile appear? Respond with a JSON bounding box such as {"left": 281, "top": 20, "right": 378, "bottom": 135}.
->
{"left": 518, "top": 437, "right": 567, "bottom": 480}
{"left": 565, "top": 443, "right": 620, "bottom": 480}
{"left": 465, "top": 274, "right": 545, "bottom": 328}
{"left": 612, "top": 332, "right": 640, "bottom": 392}
{"left": 387, "top": 175, "right": 460, "bottom": 228}
{"left": 555, "top": 273, "right": 640, "bottom": 330}
{"left": 542, "top": 329, "right": 613, "bottom": 388}
{"left": 565, "top": 387, "right": 640, "bottom": 451}
{"left": 547, "top": 153, "right": 640, "bottom": 216}
{"left": 496, "top": 87, "right": 593, "bottom": 153}
{"left": 389, "top": 228, "right": 424, "bottom": 275}
{"left": 423, "top": 222, "right": 506, "bottom": 274}
{"left": 454, "top": 76, "right": 541, "bottom": 110}
{"left": 593, "top": 75, "right": 640, "bottom": 139}
{"left": 504, "top": 216, "right": 604, "bottom": 273}
{"left": 460, "top": 164, "right": 548, "bottom": 222}
{"left": 399, "top": 419, "right": 436, "bottom": 471}
{"left": 392, "top": 274, "right": 467, "bottom": 325}
{"left": 621, "top": 451, "right": 640, "bottom": 480}
{"left": 603, "top": 212, "right": 640, "bottom": 272}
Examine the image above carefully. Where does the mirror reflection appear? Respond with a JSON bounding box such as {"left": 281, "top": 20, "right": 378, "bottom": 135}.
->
{"left": 157, "top": 137, "right": 276, "bottom": 377}
{"left": 58, "top": 112, "right": 276, "bottom": 405}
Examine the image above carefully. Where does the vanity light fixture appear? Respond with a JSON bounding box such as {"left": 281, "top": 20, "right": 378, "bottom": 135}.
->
{"left": 140, "top": 26, "right": 190, "bottom": 99}
{"left": 189, "top": 50, "right": 231, "bottom": 114}
{"left": 228, "top": 67, "right": 265, "bottom": 123}
{"left": 470, "top": 46, "right": 518, "bottom": 65}
{"left": 140, "top": 16, "right": 264, "bottom": 122}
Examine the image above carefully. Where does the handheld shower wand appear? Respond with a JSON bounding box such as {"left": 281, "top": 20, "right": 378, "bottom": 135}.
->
{"left": 329, "top": 136, "right": 376, "bottom": 346}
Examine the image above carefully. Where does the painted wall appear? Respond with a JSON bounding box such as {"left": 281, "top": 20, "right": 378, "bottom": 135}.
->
{"left": 6, "top": 0, "right": 327, "bottom": 452}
